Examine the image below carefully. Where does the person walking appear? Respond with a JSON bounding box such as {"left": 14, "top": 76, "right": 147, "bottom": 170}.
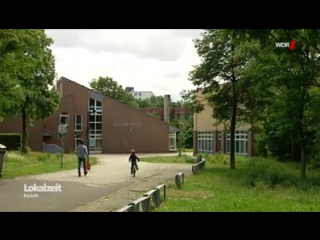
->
{"left": 76, "top": 140, "right": 88, "bottom": 177}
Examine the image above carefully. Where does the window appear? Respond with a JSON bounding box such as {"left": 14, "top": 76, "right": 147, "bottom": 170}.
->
{"left": 60, "top": 112, "right": 69, "bottom": 125}
{"left": 197, "top": 131, "right": 213, "bottom": 154}
{"left": 96, "top": 115, "right": 102, "bottom": 122}
{"left": 226, "top": 130, "right": 248, "bottom": 156}
{"left": 185, "top": 113, "right": 192, "bottom": 119}
{"left": 74, "top": 115, "right": 82, "bottom": 131}
{"left": 89, "top": 123, "right": 95, "bottom": 130}
{"left": 169, "top": 133, "right": 176, "bottom": 151}
{"left": 139, "top": 93, "right": 141, "bottom": 96}
{"left": 89, "top": 115, "right": 95, "bottom": 122}
{"left": 89, "top": 98, "right": 95, "bottom": 107}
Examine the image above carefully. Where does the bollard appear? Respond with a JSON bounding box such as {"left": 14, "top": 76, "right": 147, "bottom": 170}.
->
{"left": 192, "top": 165, "right": 199, "bottom": 174}
{"left": 129, "top": 196, "right": 150, "bottom": 212}
{"left": 116, "top": 205, "right": 133, "bottom": 212}
{"left": 143, "top": 189, "right": 158, "bottom": 208}
{"left": 154, "top": 184, "right": 166, "bottom": 206}
{"left": 175, "top": 172, "right": 185, "bottom": 188}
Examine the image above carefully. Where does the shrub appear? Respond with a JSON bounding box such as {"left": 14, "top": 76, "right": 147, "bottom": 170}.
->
{"left": 0, "top": 134, "right": 21, "bottom": 151}
{"left": 244, "top": 158, "right": 297, "bottom": 188}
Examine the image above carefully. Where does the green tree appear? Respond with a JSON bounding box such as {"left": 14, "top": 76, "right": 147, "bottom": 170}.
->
{"left": 0, "top": 30, "right": 27, "bottom": 121}
{"left": 189, "top": 29, "right": 250, "bottom": 169}
{"left": 233, "top": 29, "right": 320, "bottom": 179}
{"left": 8, "top": 30, "right": 60, "bottom": 153}
{"left": 90, "top": 76, "right": 138, "bottom": 108}
{"left": 180, "top": 89, "right": 204, "bottom": 113}
{"left": 136, "top": 99, "right": 151, "bottom": 108}
{"left": 136, "top": 95, "right": 183, "bottom": 109}
{"left": 146, "top": 111, "right": 160, "bottom": 119}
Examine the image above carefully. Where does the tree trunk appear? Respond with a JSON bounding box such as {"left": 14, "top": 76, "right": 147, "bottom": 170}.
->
{"left": 291, "top": 136, "right": 294, "bottom": 161}
{"left": 21, "top": 107, "right": 28, "bottom": 153}
{"left": 298, "top": 108, "right": 306, "bottom": 180}
{"left": 250, "top": 121, "right": 256, "bottom": 157}
{"left": 230, "top": 92, "right": 237, "bottom": 169}
{"left": 230, "top": 113, "right": 236, "bottom": 169}
{"left": 300, "top": 143, "right": 307, "bottom": 180}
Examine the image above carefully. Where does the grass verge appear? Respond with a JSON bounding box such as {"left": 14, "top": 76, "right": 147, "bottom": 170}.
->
{"left": 141, "top": 155, "right": 195, "bottom": 164}
{"left": 1, "top": 151, "right": 98, "bottom": 179}
{"left": 183, "top": 148, "right": 193, "bottom": 153}
{"left": 146, "top": 154, "right": 320, "bottom": 212}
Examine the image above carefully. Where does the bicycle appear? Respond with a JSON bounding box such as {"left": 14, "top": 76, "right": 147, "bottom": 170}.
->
{"left": 131, "top": 164, "right": 138, "bottom": 177}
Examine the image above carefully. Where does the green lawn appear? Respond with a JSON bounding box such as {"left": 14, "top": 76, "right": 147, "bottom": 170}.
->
{"left": 1, "top": 151, "right": 98, "bottom": 179}
{"left": 143, "top": 154, "right": 320, "bottom": 212}
{"left": 141, "top": 155, "right": 195, "bottom": 164}
{"left": 183, "top": 148, "right": 193, "bottom": 153}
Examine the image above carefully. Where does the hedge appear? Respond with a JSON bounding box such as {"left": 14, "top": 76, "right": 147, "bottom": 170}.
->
{"left": 0, "top": 133, "right": 21, "bottom": 150}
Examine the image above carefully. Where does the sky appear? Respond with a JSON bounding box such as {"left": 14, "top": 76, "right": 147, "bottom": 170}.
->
{"left": 45, "top": 29, "right": 204, "bottom": 101}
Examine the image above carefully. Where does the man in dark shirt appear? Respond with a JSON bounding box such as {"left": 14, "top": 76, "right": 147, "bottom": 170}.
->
{"left": 129, "top": 149, "right": 140, "bottom": 175}
{"left": 76, "top": 140, "right": 88, "bottom": 177}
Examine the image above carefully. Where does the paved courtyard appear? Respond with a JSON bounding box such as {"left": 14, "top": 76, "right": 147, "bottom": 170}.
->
{"left": 0, "top": 153, "right": 192, "bottom": 212}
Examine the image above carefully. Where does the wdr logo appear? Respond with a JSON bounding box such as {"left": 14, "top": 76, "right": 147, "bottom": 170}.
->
{"left": 275, "top": 40, "right": 296, "bottom": 50}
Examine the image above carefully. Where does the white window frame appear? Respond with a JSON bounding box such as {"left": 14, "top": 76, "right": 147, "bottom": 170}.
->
{"left": 60, "top": 113, "right": 69, "bottom": 126}
{"left": 74, "top": 115, "right": 83, "bottom": 132}
{"left": 169, "top": 133, "right": 177, "bottom": 151}
{"left": 198, "top": 131, "right": 213, "bottom": 154}
{"left": 226, "top": 130, "right": 248, "bottom": 156}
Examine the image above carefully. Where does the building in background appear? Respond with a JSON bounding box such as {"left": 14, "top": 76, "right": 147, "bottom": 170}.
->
{"left": 0, "top": 77, "right": 179, "bottom": 154}
{"left": 193, "top": 94, "right": 253, "bottom": 157}
{"left": 125, "top": 87, "right": 154, "bottom": 100}
{"left": 139, "top": 95, "right": 192, "bottom": 151}
{"left": 139, "top": 107, "right": 193, "bottom": 121}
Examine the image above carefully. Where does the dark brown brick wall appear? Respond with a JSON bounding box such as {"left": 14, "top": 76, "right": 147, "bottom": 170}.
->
{"left": 44, "top": 79, "right": 90, "bottom": 153}
{"left": 0, "top": 118, "right": 43, "bottom": 151}
{"left": 0, "top": 78, "right": 173, "bottom": 154}
{"left": 103, "top": 98, "right": 170, "bottom": 153}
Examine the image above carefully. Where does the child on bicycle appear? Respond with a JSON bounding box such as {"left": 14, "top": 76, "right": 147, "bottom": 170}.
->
{"left": 129, "top": 149, "right": 140, "bottom": 174}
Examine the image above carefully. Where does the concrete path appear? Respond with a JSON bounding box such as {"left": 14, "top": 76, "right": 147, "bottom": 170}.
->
{"left": 0, "top": 153, "right": 192, "bottom": 212}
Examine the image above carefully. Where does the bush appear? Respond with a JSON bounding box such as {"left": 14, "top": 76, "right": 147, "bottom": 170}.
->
{"left": 244, "top": 158, "right": 297, "bottom": 188}
{"left": 0, "top": 134, "right": 21, "bottom": 151}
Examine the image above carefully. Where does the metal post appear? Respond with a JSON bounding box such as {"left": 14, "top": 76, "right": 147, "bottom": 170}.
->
{"left": 61, "top": 137, "right": 64, "bottom": 168}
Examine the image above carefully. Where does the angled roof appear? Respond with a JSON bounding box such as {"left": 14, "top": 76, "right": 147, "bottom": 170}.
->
{"left": 58, "top": 77, "right": 171, "bottom": 128}
{"left": 43, "top": 129, "right": 53, "bottom": 136}
{"left": 169, "top": 125, "right": 180, "bottom": 133}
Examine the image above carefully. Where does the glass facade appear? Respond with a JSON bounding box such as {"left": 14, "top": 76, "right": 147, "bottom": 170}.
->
{"left": 88, "top": 98, "right": 103, "bottom": 153}
{"left": 197, "top": 131, "right": 213, "bottom": 154}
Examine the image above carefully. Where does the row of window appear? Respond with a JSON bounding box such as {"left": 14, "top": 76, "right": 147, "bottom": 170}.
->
{"left": 175, "top": 113, "right": 193, "bottom": 120}
{"left": 60, "top": 97, "right": 104, "bottom": 132}
{"left": 74, "top": 134, "right": 103, "bottom": 152}
{"left": 60, "top": 114, "right": 84, "bottom": 131}
{"left": 198, "top": 131, "right": 249, "bottom": 155}
{"left": 60, "top": 115, "right": 106, "bottom": 131}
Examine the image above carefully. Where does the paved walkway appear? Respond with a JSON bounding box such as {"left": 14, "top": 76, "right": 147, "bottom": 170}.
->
{"left": 0, "top": 153, "right": 192, "bottom": 212}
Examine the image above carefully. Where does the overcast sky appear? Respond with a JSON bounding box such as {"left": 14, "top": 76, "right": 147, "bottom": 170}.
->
{"left": 45, "top": 29, "right": 204, "bottom": 101}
